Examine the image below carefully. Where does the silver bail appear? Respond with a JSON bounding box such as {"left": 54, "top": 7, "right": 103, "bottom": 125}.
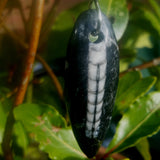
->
{"left": 92, "top": 0, "right": 102, "bottom": 35}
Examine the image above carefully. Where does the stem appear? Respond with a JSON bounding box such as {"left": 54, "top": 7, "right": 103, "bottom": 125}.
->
{"left": 14, "top": 0, "right": 44, "bottom": 106}
{"left": 119, "top": 57, "right": 160, "bottom": 77}
{"left": 39, "top": 0, "right": 60, "bottom": 47}
{"left": 26, "top": 0, "right": 36, "bottom": 41}
{"left": 2, "top": 1, "right": 44, "bottom": 159}
{"left": 2, "top": 22, "right": 64, "bottom": 103}
{"left": 2, "top": 23, "right": 28, "bottom": 49}
{"left": 36, "top": 54, "right": 64, "bottom": 101}
{"left": 0, "top": 88, "right": 18, "bottom": 102}
{"left": 17, "top": 0, "right": 27, "bottom": 36}
{"left": 26, "top": 72, "right": 33, "bottom": 103}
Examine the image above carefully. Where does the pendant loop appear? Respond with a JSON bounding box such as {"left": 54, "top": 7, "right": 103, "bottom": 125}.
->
{"left": 91, "top": 0, "right": 102, "bottom": 36}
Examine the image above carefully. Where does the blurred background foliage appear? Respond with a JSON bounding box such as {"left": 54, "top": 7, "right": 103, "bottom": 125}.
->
{"left": 0, "top": 0, "right": 160, "bottom": 160}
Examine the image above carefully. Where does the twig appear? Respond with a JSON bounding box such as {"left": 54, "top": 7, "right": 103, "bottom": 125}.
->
{"left": 14, "top": 0, "right": 44, "bottom": 106}
{"left": 17, "top": 0, "right": 27, "bottom": 35}
{"left": 0, "top": 88, "right": 18, "bottom": 102}
{"left": 2, "top": 21, "right": 64, "bottom": 102}
{"left": 2, "top": 23, "right": 28, "bottom": 49}
{"left": 119, "top": 57, "right": 160, "bottom": 77}
{"left": 2, "top": 1, "right": 45, "bottom": 159}
{"left": 39, "top": 0, "right": 60, "bottom": 47}
{"left": 36, "top": 54, "right": 64, "bottom": 101}
{"left": 26, "top": 0, "right": 36, "bottom": 41}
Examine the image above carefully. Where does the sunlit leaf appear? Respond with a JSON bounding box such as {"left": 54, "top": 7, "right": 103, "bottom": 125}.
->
{"left": 107, "top": 92, "right": 160, "bottom": 153}
{"left": 115, "top": 71, "right": 156, "bottom": 113}
{"left": 99, "top": 0, "right": 129, "bottom": 40}
{"left": 14, "top": 104, "right": 87, "bottom": 160}
{"left": 136, "top": 138, "right": 151, "bottom": 160}
{"left": 13, "top": 122, "right": 29, "bottom": 150}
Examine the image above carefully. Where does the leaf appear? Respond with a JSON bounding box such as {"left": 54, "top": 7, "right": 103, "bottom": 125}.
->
{"left": 33, "top": 76, "right": 66, "bottom": 116}
{"left": 14, "top": 104, "right": 87, "bottom": 160}
{"left": 149, "top": 66, "right": 160, "bottom": 90}
{"left": 0, "top": 100, "right": 12, "bottom": 144}
{"left": 13, "top": 122, "right": 29, "bottom": 150}
{"left": 148, "top": 0, "right": 160, "bottom": 19}
{"left": 99, "top": 0, "right": 129, "bottom": 40}
{"left": 107, "top": 92, "right": 160, "bottom": 153}
{"left": 134, "top": 32, "right": 153, "bottom": 49}
{"left": 115, "top": 71, "right": 156, "bottom": 113}
{"left": 136, "top": 138, "right": 151, "bottom": 160}
{"left": 47, "top": 2, "right": 88, "bottom": 60}
{"left": 116, "top": 71, "right": 141, "bottom": 98}
{"left": 142, "top": 8, "right": 160, "bottom": 36}
{"left": 0, "top": 100, "right": 12, "bottom": 155}
{"left": 0, "top": 103, "right": 6, "bottom": 144}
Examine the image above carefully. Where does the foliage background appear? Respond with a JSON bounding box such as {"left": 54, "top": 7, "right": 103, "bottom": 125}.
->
{"left": 0, "top": 0, "right": 160, "bottom": 160}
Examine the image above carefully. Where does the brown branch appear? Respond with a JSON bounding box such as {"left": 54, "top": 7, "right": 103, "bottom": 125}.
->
{"left": 2, "top": 1, "right": 45, "bottom": 160}
{"left": 95, "top": 147, "right": 127, "bottom": 160}
{"left": 2, "top": 21, "right": 64, "bottom": 102}
{"left": 17, "top": 0, "right": 27, "bottom": 35}
{"left": 36, "top": 54, "right": 64, "bottom": 101}
{"left": 39, "top": 0, "right": 60, "bottom": 47}
{"left": 2, "top": 23, "right": 28, "bottom": 49}
{"left": 119, "top": 57, "right": 160, "bottom": 77}
{"left": 14, "top": 0, "right": 44, "bottom": 106}
{"left": 26, "top": 0, "right": 36, "bottom": 40}
{"left": 0, "top": 88, "right": 18, "bottom": 102}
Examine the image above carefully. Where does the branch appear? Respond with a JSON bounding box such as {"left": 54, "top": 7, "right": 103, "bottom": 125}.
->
{"left": 17, "top": 0, "right": 27, "bottom": 35}
{"left": 2, "top": 1, "right": 45, "bottom": 159}
{"left": 119, "top": 57, "right": 160, "bottom": 77}
{"left": 14, "top": 0, "right": 44, "bottom": 106}
{"left": 0, "top": 88, "right": 18, "bottom": 102}
{"left": 36, "top": 54, "right": 64, "bottom": 101}
{"left": 95, "top": 147, "right": 127, "bottom": 160}
{"left": 26, "top": 0, "right": 36, "bottom": 40}
{"left": 2, "top": 21, "right": 64, "bottom": 102}
{"left": 2, "top": 23, "right": 28, "bottom": 49}
{"left": 39, "top": 0, "right": 60, "bottom": 47}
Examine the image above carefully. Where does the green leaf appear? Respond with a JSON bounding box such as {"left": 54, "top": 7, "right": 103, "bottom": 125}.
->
{"left": 115, "top": 72, "right": 156, "bottom": 112}
{"left": 0, "top": 100, "right": 12, "bottom": 144}
{"left": 0, "top": 103, "right": 6, "bottom": 144}
{"left": 120, "top": 25, "right": 153, "bottom": 49}
{"left": 47, "top": 2, "right": 88, "bottom": 60}
{"left": 99, "top": 0, "right": 129, "bottom": 40}
{"left": 134, "top": 32, "right": 153, "bottom": 49}
{"left": 0, "top": 100, "right": 12, "bottom": 155}
{"left": 14, "top": 104, "right": 87, "bottom": 160}
{"left": 115, "top": 72, "right": 156, "bottom": 113}
{"left": 33, "top": 76, "right": 66, "bottom": 116}
{"left": 149, "top": 66, "right": 160, "bottom": 90}
{"left": 148, "top": 0, "right": 160, "bottom": 19}
{"left": 116, "top": 71, "right": 141, "bottom": 98}
{"left": 116, "top": 77, "right": 156, "bottom": 111}
{"left": 136, "top": 138, "right": 151, "bottom": 160}
{"left": 142, "top": 8, "right": 160, "bottom": 36}
{"left": 13, "top": 122, "right": 29, "bottom": 150}
{"left": 107, "top": 92, "right": 160, "bottom": 153}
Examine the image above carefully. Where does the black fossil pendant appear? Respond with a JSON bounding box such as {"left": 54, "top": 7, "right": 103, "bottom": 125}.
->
{"left": 65, "top": 6, "right": 119, "bottom": 158}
